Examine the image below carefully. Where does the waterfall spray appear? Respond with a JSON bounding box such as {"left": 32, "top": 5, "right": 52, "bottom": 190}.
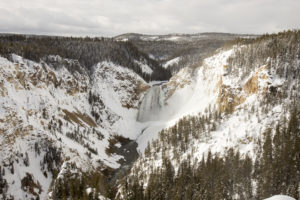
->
{"left": 137, "top": 85, "right": 164, "bottom": 122}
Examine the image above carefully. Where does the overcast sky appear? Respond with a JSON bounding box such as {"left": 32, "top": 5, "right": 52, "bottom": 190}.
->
{"left": 0, "top": 0, "right": 299, "bottom": 37}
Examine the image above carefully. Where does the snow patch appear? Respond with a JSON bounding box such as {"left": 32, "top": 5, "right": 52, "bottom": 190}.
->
{"left": 163, "top": 57, "right": 180, "bottom": 69}
{"left": 134, "top": 60, "right": 153, "bottom": 74}
{"left": 264, "top": 195, "right": 296, "bottom": 200}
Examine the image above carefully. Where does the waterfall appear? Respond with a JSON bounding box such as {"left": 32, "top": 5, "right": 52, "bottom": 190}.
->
{"left": 137, "top": 85, "right": 164, "bottom": 122}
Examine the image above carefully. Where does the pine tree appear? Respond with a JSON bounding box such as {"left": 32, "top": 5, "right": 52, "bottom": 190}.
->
{"left": 284, "top": 108, "right": 299, "bottom": 197}
{"left": 272, "top": 123, "right": 284, "bottom": 192}
{"left": 240, "top": 154, "right": 253, "bottom": 199}
{"left": 260, "top": 128, "right": 274, "bottom": 198}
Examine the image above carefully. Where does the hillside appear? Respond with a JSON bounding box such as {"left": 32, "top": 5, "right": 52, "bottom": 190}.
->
{"left": 115, "top": 32, "right": 258, "bottom": 74}
{"left": 0, "top": 30, "right": 299, "bottom": 200}
{"left": 0, "top": 34, "right": 171, "bottom": 82}
{"left": 0, "top": 53, "right": 152, "bottom": 199}
{"left": 117, "top": 30, "right": 300, "bottom": 200}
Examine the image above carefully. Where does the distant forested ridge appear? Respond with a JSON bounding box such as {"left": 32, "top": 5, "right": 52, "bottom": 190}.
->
{"left": 0, "top": 34, "right": 171, "bottom": 81}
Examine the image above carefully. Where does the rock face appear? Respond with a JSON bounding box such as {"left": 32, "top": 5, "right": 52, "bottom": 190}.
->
{"left": 217, "top": 80, "right": 246, "bottom": 114}
{"left": 217, "top": 64, "right": 271, "bottom": 114}
{"left": 244, "top": 65, "right": 269, "bottom": 95}
{"left": 244, "top": 73, "right": 259, "bottom": 95}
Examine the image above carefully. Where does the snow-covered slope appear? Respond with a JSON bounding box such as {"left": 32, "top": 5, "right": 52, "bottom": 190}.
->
{"left": 2, "top": 48, "right": 248, "bottom": 199}
{"left": 1, "top": 31, "right": 299, "bottom": 200}
{"left": 162, "top": 57, "right": 180, "bottom": 69}
{"left": 117, "top": 35, "right": 300, "bottom": 199}
{"left": 0, "top": 55, "right": 151, "bottom": 199}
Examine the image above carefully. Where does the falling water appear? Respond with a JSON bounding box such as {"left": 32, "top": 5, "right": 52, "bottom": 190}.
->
{"left": 137, "top": 85, "right": 164, "bottom": 122}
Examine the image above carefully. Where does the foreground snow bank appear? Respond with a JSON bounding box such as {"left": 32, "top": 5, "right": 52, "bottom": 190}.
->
{"left": 264, "top": 195, "right": 295, "bottom": 200}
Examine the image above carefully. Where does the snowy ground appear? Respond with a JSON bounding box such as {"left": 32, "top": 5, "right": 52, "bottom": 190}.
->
{"left": 264, "top": 195, "right": 296, "bottom": 200}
